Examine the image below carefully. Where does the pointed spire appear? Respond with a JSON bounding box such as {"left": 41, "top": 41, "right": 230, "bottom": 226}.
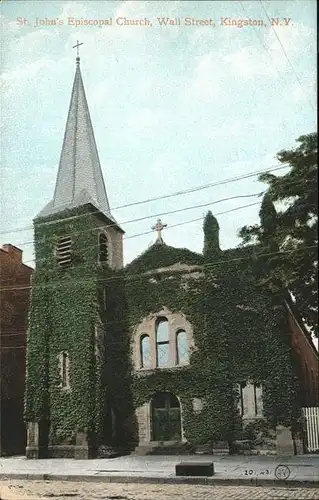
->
{"left": 37, "top": 56, "right": 119, "bottom": 228}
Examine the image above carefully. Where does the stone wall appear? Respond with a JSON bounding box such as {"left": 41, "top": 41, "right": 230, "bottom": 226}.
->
{"left": 107, "top": 225, "right": 123, "bottom": 270}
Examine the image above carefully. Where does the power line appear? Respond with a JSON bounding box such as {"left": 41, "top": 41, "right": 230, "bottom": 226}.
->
{"left": 20, "top": 200, "right": 262, "bottom": 266}
{"left": 237, "top": 0, "right": 286, "bottom": 82}
{"left": 13, "top": 192, "right": 263, "bottom": 253}
{"left": 259, "top": 0, "right": 315, "bottom": 111}
{"left": 0, "top": 173, "right": 312, "bottom": 271}
{"left": 3, "top": 171, "right": 312, "bottom": 266}
{"left": 0, "top": 164, "right": 289, "bottom": 236}
{"left": 8, "top": 174, "right": 307, "bottom": 260}
{"left": 0, "top": 244, "right": 316, "bottom": 293}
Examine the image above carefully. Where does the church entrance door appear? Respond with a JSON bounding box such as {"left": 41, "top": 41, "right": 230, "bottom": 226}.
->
{"left": 151, "top": 392, "right": 181, "bottom": 441}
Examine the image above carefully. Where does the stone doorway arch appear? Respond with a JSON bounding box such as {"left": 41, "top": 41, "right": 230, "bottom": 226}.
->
{"left": 151, "top": 392, "right": 181, "bottom": 441}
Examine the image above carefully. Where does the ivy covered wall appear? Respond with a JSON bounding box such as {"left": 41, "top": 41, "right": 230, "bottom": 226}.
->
{"left": 25, "top": 207, "right": 299, "bottom": 454}
{"left": 126, "top": 242, "right": 299, "bottom": 447}
{"left": 25, "top": 205, "right": 133, "bottom": 452}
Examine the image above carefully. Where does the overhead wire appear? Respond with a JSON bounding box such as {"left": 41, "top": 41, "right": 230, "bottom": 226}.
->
{"left": 16, "top": 174, "right": 309, "bottom": 266}
{"left": 20, "top": 200, "right": 261, "bottom": 266}
{"left": 17, "top": 193, "right": 263, "bottom": 263}
{"left": 0, "top": 243, "right": 317, "bottom": 293}
{"left": 258, "top": 0, "right": 315, "bottom": 111}
{"left": 0, "top": 164, "right": 289, "bottom": 237}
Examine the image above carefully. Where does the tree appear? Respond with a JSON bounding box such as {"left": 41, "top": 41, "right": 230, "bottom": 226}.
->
{"left": 239, "top": 132, "right": 318, "bottom": 336}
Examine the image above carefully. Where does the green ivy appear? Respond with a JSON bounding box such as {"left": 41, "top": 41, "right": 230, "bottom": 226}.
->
{"left": 25, "top": 206, "right": 133, "bottom": 449}
{"left": 126, "top": 237, "right": 298, "bottom": 447}
{"left": 25, "top": 206, "right": 299, "bottom": 452}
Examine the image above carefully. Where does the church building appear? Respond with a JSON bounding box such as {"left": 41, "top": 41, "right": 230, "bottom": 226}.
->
{"left": 25, "top": 55, "right": 318, "bottom": 459}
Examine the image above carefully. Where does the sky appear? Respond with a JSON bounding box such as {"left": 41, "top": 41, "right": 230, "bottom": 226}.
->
{"left": 0, "top": 0, "right": 317, "bottom": 270}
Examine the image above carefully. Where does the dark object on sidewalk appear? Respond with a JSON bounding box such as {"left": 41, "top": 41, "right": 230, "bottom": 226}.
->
{"left": 175, "top": 461, "right": 215, "bottom": 476}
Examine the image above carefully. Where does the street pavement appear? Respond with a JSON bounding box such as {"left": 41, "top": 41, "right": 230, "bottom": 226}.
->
{"left": 0, "top": 454, "right": 318, "bottom": 487}
{"left": 1, "top": 479, "right": 319, "bottom": 500}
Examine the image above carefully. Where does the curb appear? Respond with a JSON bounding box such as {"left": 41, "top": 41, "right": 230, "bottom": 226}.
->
{"left": 0, "top": 473, "right": 318, "bottom": 488}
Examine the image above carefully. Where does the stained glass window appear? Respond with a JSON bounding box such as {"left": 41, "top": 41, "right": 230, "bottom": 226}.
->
{"left": 140, "top": 334, "right": 152, "bottom": 368}
{"left": 156, "top": 318, "right": 169, "bottom": 367}
{"left": 176, "top": 330, "right": 189, "bottom": 365}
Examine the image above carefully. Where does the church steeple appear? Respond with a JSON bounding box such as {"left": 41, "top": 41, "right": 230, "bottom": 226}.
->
{"left": 36, "top": 55, "right": 118, "bottom": 227}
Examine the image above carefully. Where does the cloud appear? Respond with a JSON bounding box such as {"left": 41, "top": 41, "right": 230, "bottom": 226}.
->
{"left": 223, "top": 46, "right": 277, "bottom": 79}
{"left": 186, "top": 53, "right": 223, "bottom": 101}
{"left": 126, "top": 108, "right": 163, "bottom": 134}
{"left": 265, "top": 22, "right": 315, "bottom": 59}
{"left": 289, "top": 72, "right": 316, "bottom": 103}
{"left": 115, "top": 0, "right": 149, "bottom": 18}
{"left": 223, "top": 22, "right": 315, "bottom": 80}
{"left": 60, "top": 1, "right": 93, "bottom": 20}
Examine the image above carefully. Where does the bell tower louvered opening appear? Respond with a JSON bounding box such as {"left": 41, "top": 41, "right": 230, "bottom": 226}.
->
{"left": 56, "top": 236, "right": 72, "bottom": 267}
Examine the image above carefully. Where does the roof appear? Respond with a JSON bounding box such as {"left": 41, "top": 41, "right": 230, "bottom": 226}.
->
{"left": 125, "top": 242, "right": 203, "bottom": 274}
{"left": 36, "top": 57, "right": 121, "bottom": 229}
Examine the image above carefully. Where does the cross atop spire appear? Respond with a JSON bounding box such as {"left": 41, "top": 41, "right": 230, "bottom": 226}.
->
{"left": 73, "top": 40, "right": 83, "bottom": 63}
{"left": 36, "top": 52, "right": 122, "bottom": 231}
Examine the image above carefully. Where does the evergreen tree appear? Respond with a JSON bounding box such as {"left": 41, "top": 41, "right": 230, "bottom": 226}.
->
{"left": 203, "top": 211, "right": 221, "bottom": 258}
{"left": 239, "top": 132, "right": 318, "bottom": 336}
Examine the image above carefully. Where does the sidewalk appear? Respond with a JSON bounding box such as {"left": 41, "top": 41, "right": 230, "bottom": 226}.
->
{"left": 0, "top": 454, "right": 318, "bottom": 487}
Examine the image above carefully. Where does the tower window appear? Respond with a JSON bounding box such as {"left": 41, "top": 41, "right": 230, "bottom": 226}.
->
{"left": 56, "top": 236, "right": 72, "bottom": 267}
{"left": 99, "top": 232, "right": 108, "bottom": 263}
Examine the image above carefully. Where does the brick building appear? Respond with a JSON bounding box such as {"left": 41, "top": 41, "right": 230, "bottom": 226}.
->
{"left": 287, "top": 302, "right": 319, "bottom": 407}
{"left": 0, "top": 244, "right": 33, "bottom": 455}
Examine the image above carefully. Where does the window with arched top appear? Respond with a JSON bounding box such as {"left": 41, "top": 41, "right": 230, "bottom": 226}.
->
{"left": 98, "top": 232, "right": 108, "bottom": 263}
{"left": 140, "top": 334, "right": 152, "bottom": 369}
{"left": 156, "top": 318, "right": 169, "bottom": 367}
{"left": 176, "top": 330, "right": 189, "bottom": 365}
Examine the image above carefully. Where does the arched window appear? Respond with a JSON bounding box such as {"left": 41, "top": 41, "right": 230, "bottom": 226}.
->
{"left": 140, "top": 334, "right": 152, "bottom": 369}
{"left": 99, "top": 232, "right": 108, "bottom": 263}
{"left": 176, "top": 330, "right": 189, "bottom": 365}
{"left": 156, "top": 318, "right": 169, "bottom": 367}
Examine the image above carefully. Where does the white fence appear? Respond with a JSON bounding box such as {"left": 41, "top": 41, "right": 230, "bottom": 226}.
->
{"left": 302, "top": 407, "right": 319, "bottom": 452}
